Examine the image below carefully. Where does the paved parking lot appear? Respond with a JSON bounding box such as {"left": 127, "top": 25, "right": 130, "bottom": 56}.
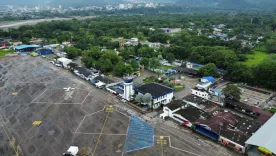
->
{"left": 0, "top": 56, "right": 240, "bottom": 156}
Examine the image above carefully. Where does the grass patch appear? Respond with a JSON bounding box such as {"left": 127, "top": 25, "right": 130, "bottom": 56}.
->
{"left": 242, "top": 51, "right": 269, "bottom": 66}
{"left": 0, "top": 50, "right": 14, "bottom": 58}
{"left": 174, "top": 85, "right": 185, "bottom": 92}
{"left": 162, "top": 65, "right": 173, "bottom": 69}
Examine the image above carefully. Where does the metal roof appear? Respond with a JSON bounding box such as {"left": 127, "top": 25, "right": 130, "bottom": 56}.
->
{"left": 245, "top": 114, "right": 276, "bottom": 154}
{"left": 15, "top": 45, "right": 40, "bottom": 50}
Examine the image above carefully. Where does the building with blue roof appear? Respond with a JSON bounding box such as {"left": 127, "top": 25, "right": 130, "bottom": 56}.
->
{"left": 202, "top": 76, "right": 215, "bottom": 83}
{"left": 14, "top": 45, "right": 40, "bottom": 52}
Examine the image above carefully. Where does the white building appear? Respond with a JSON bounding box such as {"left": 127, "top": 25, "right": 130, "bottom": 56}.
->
{"left": 57, "top": 57, "right": 72, "bottom": 68}
{"left": 135, "top": 83, "right": 174, "bottom": 109}
{"left": 196, "top": 76, "right": 215, "bottom": 91}
{"left": 119, "top": 4, "right": 125, "bottom": 9}
{"left": 191, "top": 88, "right": 225, "bottom": 106}
{"left": 160, "top": 100, "right": 210, "bottom": 128}
{"left": 123, "top": 77, "right": 134, "bottom": 101}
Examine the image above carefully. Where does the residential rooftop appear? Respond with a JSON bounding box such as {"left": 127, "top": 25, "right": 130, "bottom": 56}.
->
{"left": 225, "top": 99, "right": 272, "bottom": 125}
{"left": 183, "top": 94, "right": 219, "bottom": 113}
{"left": 195, "top": 110, "right": 262, "bottom": 146}
{"left": 174, "top": 106, "right": 211, "bottom": 122}
{"left": 166, "top": 100, "right": 185, "bottom": 111}
{"left": 135, "top": 83, "right": 173, "bottom": 98}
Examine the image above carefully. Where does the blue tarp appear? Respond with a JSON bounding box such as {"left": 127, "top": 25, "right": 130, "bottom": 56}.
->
{"left": 15, "top": 45, "right": 40, "bottom": 50}
{"left": 123, "top": 115, "right": 154, "bottom": 153}
{"left": 37, "top": 49, "right": 53, "bottom": 55}
{"left": 202, "top": 76, "right": 215, "bottom": 83}
{"left": 194, "top": 125, "right": 219, "bottom": 141}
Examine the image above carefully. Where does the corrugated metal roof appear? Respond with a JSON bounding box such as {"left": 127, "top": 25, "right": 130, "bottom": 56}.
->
{"left": 245, "top": 114, "right": 276, "bottom": 154}
{"left": 15, "top": 45, "right": 40, "bottom": 50}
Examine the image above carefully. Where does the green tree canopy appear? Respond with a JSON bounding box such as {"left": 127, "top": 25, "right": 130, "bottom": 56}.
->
{"left": 199, "top": 63, "right": 219, "bottom": 77}
{"left": 64, "top": 46, "right": 82, "bottom": 59}
{"left": 222, "top": 84, "right": 242, "bottom": 102}
{"left": 135, "top": 94, "right": 143, "bottom": 104}
{"left": 149, "top": 58, "right": 161, "bottom": 69}
{"left": 130, "top": 60, "right": 139, "bottom": 71}
{"left": 140, "top": 58, "right": 149, "bottom": 67}
{"left": 143, "top": 93, "right": 153, "bottom": 105}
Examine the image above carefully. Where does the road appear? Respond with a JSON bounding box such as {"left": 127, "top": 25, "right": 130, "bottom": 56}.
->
{"left": 0, "top": 16, "right": 96, "bottom": 29}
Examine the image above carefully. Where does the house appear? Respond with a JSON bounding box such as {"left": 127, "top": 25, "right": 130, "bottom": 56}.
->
{"left": 183, "top": 94, "right": 220, "bottom": 113}
{"left": 160, "top": 100, "right": 210, "bottom": 128}
{"left": 73, "top": 67, "right": 92, "bottom": 81}
{"left": 225, "top": 99, "right": 272, "bottom": 125}
{"left": 173, "top": 66, "right": 200, "bottom": 77}
{"left": 134, "top": 83, "right": 174, "bottom": 109}
{"left": 160, "top": 100, "right": 185, "bottom": 119}
{"left": 0, "top": 37, "right": 12, "bottom": 42}
{"left": 191, "top": 88, "right": 224, "bottom": 106}
{"left": 57, "top": 58, "right": 72, "bottom": 68}
{"left": 196, "top": 76, "right": 215, "bottom": 90}
{"left": 14, "top": 45, "right": 41, "bottom": 52}
{"left": 0, "top": 41, "right": 11, "bottom": 48}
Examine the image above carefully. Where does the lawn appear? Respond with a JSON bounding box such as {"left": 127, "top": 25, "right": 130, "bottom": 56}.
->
{"left": 162, "top": 65, "right": 173, "bottom": 69}
{"left": 0, "top": 50, "right": 14, "bottom": 58}
{"left": 242, "top": 51, "right": 269, "bottom": 66}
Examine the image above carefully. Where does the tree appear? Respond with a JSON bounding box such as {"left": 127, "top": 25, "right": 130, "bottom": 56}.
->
{"left": 222, "top": 84, "right": 241, "bottom": 102}
{"left": 64, "top": 46, "right": 81, "bottom": 59}
{"left": 130, "top": 60, "right": 139, "bottom": 71}
{"left": 124, "top": 64, "right": 134, "bottom": 75}
{"left": 140, "top": 58, "right": 149, "bottom": 67}
{"left": 135, "top": 94, "right": 143, "bottom": 104}
{"left": 102, "top": 59, "right": 113, "bottom": 72}
{"left": 143, "top": 93, "right": 153, "bottom": 105}
{"left": 165, "top": 53, "right": 175, "bottom": 63}
{"left": 137, "top": 32, "right": 145, "bottom": 41}
{"left": 149, "top": 58, "right": 161, "bottom": 70}
{"left": 115, "top": 62, "right": 126, "bottom": 76}
{"left": 100, "top": 50, "right": 121, "bottom": 65}
{"left": 225, "top": 63, "right": 253, "bottom": 84}
{"left": 253, "top": 55, "right": 276, "bottom": 90}
{"left": 199, "top": 63, "right": 219, "bottom": 77}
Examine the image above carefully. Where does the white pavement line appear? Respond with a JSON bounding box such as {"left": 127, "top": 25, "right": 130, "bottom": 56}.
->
{"left": 115, "top": 107, "right": 130, "bottom": 119}
{"left": 75, "top": 132, "right": 126, "bottom": 136}
{"left": 81, "top": 91, "right": 91, "bottom": 105}
{"left": 74, "top": 107, "right": 106, "bottom": 133}
{"left": 168, "top": 136, "right": 203, "bottom": 156}
{"left": 31, "top": 88, "right": 48, "bottom": 103}
{"left": 158, "top": 127, "right": 203, "bottom": 154}
{"left": 54, "top": 103, "right": 82, "bottom": 105}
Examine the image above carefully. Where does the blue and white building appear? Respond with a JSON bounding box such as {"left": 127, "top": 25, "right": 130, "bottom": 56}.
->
{"left": 135, "top": 83, "right": 174, "bottom": 109}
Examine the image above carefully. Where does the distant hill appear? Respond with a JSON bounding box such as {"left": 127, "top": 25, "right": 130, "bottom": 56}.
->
{"left": 176, "top": 0, "right": 257, "bottom": 8}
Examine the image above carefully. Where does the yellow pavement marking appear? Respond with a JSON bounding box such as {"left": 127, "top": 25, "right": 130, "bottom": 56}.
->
{"left": 32, "top": 121, "right": 42, "bottom": 126}
{"left": 16, "top": 104, "right": 56, "bottom": 155}
{"left": 105, "top": 105, "right": 114, "bottom": 113}
{"left": 0, "top": 118, "right": 18, "bottom": 156}
{"left": 92, "top": 106, "right": 113, "bottom": 156}
{"left": 157, "top": 136, "right": 167, "bottom": 156}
